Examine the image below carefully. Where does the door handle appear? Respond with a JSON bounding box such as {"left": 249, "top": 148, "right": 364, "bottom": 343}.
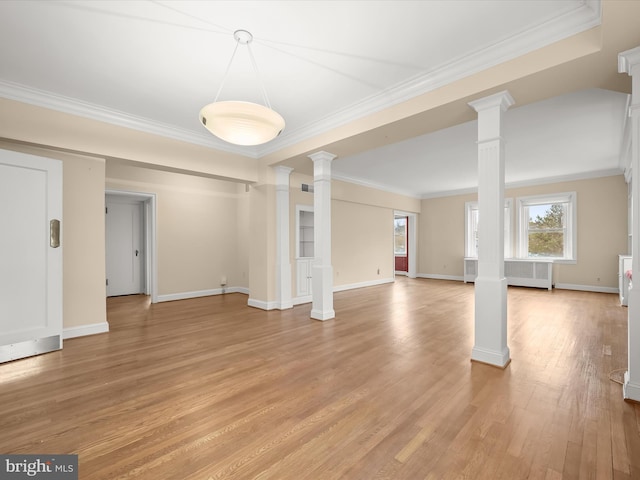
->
{"left": 50, "top": 219, "right": 60, "bottom": 248}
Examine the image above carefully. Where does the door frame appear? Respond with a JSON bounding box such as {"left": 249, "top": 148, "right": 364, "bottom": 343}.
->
{"left": 394, "top": 210, "right": 417, "bottom": 279}
{"left": 106, "top": 189, "right": 158, "bottom": 303}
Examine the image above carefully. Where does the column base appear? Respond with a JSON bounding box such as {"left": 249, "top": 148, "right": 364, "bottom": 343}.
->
{"left": 276, "top": 262, "right": 293, "bottom": 310}
{"left": 311, "top": 308, "right": 336, "bottom": 321}
{"left": 472, "top": 276, "right": 510, "bottom": 368}
{"left": 623, "top": 370, "right": 640, "bottom": 403}
{"left": 471, "top": 346, "right": 511, "bottom": 368}
{"left": 311, "top": 264, "right": 335, "bottom": 321}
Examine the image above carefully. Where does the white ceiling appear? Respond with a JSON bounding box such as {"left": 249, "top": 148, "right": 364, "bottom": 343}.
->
{"left": 333, "top": 88, "right": 629, "bottom": 197}
{"left": 0, "top": 0, "right": 634, "bottom": 197}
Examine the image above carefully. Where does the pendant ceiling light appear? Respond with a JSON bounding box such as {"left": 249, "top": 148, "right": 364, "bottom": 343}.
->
{"left": 200, "top": 30, "right": 285, "bottom": 146}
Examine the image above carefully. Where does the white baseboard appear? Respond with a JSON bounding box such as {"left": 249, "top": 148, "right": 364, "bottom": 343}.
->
{"left": 247, "top": 298, "right": 279, "bottom": 310}
{"left": 333, "top": 277, "right": 394, "bottom": 292}
{"left": 63, "top": 322, "right": 109, "bottom": 340}
{"left": 554, "top": 283, "right": 618, "bottom": 294}
{"left": 293, "top": 295, "right": 313, "bottom": 306}
{"left": 230, "top": 286, "right": 250, "bottom": 295}
{"left": 417, "top": 273, "right": 465, "bottom": 282}
{"left": 290, "top": 278, "right": 395, "bottom": 307}
{"left": 157, "top": 286, "right": 249, "bottom": 303}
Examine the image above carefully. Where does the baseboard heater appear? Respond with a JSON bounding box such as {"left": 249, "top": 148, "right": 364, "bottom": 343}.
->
{"left": 464, "top": 258, "right": 553, "bottom": 290}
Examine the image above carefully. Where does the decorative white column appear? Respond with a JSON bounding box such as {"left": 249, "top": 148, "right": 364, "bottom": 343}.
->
{"left": 619, "top": 46, "right": 640, "bottom": 402}
{"left": 274, "top": 166, "right": 294, "bottom": 310}
{"left": 308, "top": 151, "right": 336, "bottom": 321}
{"left": 468, "top": 90, "right": 515, "bottom": 368}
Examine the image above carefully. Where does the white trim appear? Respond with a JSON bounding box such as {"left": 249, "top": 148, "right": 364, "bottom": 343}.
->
{"left": 471, "top": 346, "right": 511, "bottom": 368}
{"left": 292, "top": 279, "right": 395, "bottom": 306}
{"left": 332, "top": 172, "right": 423, "bottom": 199}
{"left": 293, "top": 295, "right": 313, "bottom": 306}
{"left": 0, "top": 80, "right": 259, "bottom": 159}
{"left": 394, "top": 210, "right": 419, "bottom": 278}
{"left": 158, "top": 289, "right": 223, "bottom": 302}
{"left": 505, "top": 169, "right": 622, "bottom": 191}
{"left": 516, "top": 191, "right": 577, "bottom": 261}
{"left": 465, "top": 199, "right": 513, "bottom": 258}
{"left": 105, "top": 189, "right": 158, "bottom": 303}
{"left": 258, "top": 1, "right": 601, "bottom": 157}
{"left": 247, "top": 298, "right": 279, "bottom": 310}
{"left": 63, "top": 322, "right": 109, "bottom": 340}
{"left": 0, "top": 3, "right": 600, "bottom": 161}
{"left": 554, "top": 283, "right": 618, "bottom": 294}
{"left": 157, "top": 286, "right": 248, "bottom": 303}
{"left": 417, "top": 273, "right": 465, "bottom": 282}
{"left": 623, "top": 370, "right": 640, "bottom": 402}
{"left": 421, "top": 169, "right": 623, "bottom": 199}
{"left": 421, "top": 186, "right": 479, "bottom": 200}
{"left": 333, "top": 278, "right": 394, "bottom": 293}
{"left": 295, "top": 204, "right": 314, "bottom": 259}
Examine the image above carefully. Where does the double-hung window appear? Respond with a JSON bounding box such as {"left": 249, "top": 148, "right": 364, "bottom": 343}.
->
{"left": 465, "top": 200, "right": 512, "bottom": 258}
{"left": 516, "top": 192, "right": 576, "bottom": 262}
{"left": 394, "top": 217, "right": 407, "bottom": 256}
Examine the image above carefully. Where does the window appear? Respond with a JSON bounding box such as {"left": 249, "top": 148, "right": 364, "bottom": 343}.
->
{"left": 394, "top": 217, "right": 407, "bottom": 255}
{"left": 517, "top": 192, "right": 576, "bottom": 261}
{"left": 465, "top": 200, "right": 512, "bottom": 258}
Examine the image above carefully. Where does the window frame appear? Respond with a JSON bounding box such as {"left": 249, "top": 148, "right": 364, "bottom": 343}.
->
{"left": 516, "top": 192, "right": 577, "bottom": 263}
{"left": 394, "top": 216, "right": 408, "bottom": 256}
{"left": 464, "top": 199, "right": 513, "bottom": 259}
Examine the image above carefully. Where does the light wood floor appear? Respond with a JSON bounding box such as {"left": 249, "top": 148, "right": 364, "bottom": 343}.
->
{"left": 1, "top": 278, "right": 639, "bottom": 479}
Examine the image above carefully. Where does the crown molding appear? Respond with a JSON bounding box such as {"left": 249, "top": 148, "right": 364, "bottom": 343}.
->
{"left": 259, "top": 0, "right": 601, "bottom": 156}
{"left": 420, "top": 167, "right": 623, "bottom": 199}
{"left": 331, "top": 172, "right": 422, "bottom": 199}
{"left": 0, "top": 1, "right": 601, "bottom": 160}
{"left": 0, "top": 80, "right": 261, "bottom": 159}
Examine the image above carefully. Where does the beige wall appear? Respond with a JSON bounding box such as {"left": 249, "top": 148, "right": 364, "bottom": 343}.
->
{"left": 289, "top": 172, "right": 416, "bottom": 297}
{"left": 248, "top": 166, "right": 276, "bottom": 303}
{"left": 106, "top": 162, "right": 245, "bottom": 296}
{"left": 0, "top": 141, "right": 107, "bottom": 329}
{"left": 420, "top": 175, "right": 628, "bottom": 289}
{"left": 420, "top": 192, "right": 475, "bottom": 278}
{"left": 332, "top": 200, "right": 394, "bottom": 286}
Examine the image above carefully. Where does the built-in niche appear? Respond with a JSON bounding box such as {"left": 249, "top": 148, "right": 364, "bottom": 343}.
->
{"left": 296, "top": 205, "right": 314, "bottom": 297}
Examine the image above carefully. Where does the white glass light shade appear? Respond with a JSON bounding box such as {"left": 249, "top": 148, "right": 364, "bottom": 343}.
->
{"left": 199, "top": 101, "right": 285, "bottom": 146}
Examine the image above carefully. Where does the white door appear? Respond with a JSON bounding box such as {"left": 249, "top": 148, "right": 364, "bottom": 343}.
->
{"left": 297, "top": 259, "right": 313, "bottom": 297}
{"left": 0, "top": 149, "right": 63, "bottom": 363}
{"left": 106, "top": 198, "right": 144, "bottom": 296}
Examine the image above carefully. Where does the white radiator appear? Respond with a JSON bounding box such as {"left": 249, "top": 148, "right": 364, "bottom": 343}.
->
{"left": 464, "top": 258, "right": 553, "bottom": 290}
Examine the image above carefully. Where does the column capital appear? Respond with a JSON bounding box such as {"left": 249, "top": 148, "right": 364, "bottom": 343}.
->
{"left": 468, "top": 90, "right": 515, "bottom": 113}
{"left": 619, "top": 46, "right": 640, "bottom": 76}
{"left": 309, "top": 151, "right": 335, "bottom": 182}
{"left": 273, "top": 165, "right": 294, "bottom": 187}
{"left": 308, "top": 151, "right": 337, "bottom": 163}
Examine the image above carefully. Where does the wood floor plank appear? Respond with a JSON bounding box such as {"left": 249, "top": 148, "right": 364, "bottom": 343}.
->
{"left": 0, "top": 279, "right": 638, "bottom": 479}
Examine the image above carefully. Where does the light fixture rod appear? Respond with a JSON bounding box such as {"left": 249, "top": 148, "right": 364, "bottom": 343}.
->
{"left": 246, "top": 41, "right": 272, "bottom": 109}
{"left": 213, "top": 40, "right": 240, "bottom": 103}
{"left": 213, "top": 29, "right": 271, "bottom": 108}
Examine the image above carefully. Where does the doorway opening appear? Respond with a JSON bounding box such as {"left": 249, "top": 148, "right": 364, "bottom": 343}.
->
{"left": 105, "top": 190, "right": 157, "bottom": 303}
{"left": 394, "top": 211, "right": 417, "bottom": 278}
